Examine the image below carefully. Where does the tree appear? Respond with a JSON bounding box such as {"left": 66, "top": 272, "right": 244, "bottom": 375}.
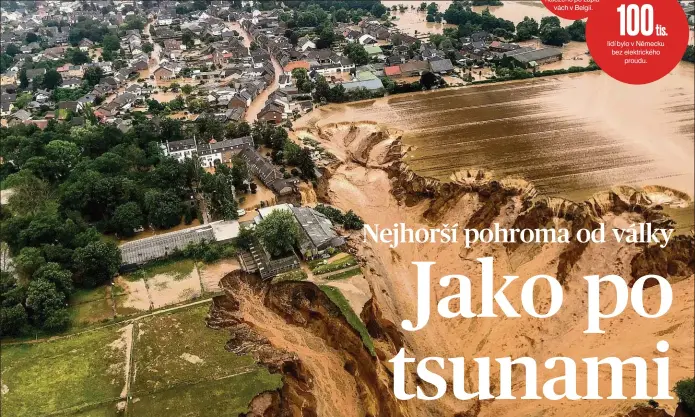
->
{"left": 0, "top": 54, "right": 13, "bottom": 74}
{"left": 420, "top": 71, "right": 437, "bottom": 89}
{"left": 426, "top": 2, "right": 438, "bottom": 15}
{"left": 343, "top": 43, "right": 369, "bottom": 66}
{"left": 343, "top": 210, "right": 364, "bottom": 230}
{"left": 255, "top": 210, "right": 300, "bottom": 257}
{"left": 236, "top": 226, "right": 255, "bottom": 250}
{"left": 14, "top": 247, "right": 46, "bottom": 279}
{"left": 516, "top": 16, "right": 539, "bottom": 38}
{"left": 6, "top": 44, "right": 21, "bottom": 57}
{"left": 674, "top": 378, "right": 695, "bottom": 413}
{"left": 296, "top": 148, "right": 316, "bottom": 179}
{"left": 112, "top": 202, "right": 144, "bottom": 237}
{"left": 68, "top": 49, "right": 90, "bottom": 65}
{"left": 25, "top": 279, "right": 70, "bottom": 331}
{"left": 566, "top": 20, "right": 586, "bottom": 42}
{"left": 18, "top": 68, "right": 29, "bottom": 89}
{"left": 33, "top": 262, "right": 73, "bottom": 296}
{"left": 83, "top": 65, "right": 104, "bottom": 87}
{"left": 25, "top": 32, "right": 39, "bottom": 44}
{"left": 316, "top": 23, "right": 337, "bottom": 49}
{"left": 334, "top": 8, "right": 349, "bottom": 23}
{"left": 371, "top": 3, "right": 387, "bottom": 18}
{"left": 684, "top": 45, "right": 695, "bottom": 63}
{"left": 292, "top": 68, "right": 313, "bottom": 93}
{"left": 182, "top": 30, "right": 195, "bottom": 48}
{"left": 0, "top": 303, "right": 28, "bottom": 337}
{"left": 145, "top": 190, "right": 183, "bottom": 229}
{"left": 181, "top": 84, "right": 194, "bottom": 94}
{"left": 230, "top": 155, "right": 250, "bottom": 189}
{"left": 72, "top": 241, "right": 121, "bottom": 287}
{"left": 540, "top": 24, "right": 570, "bottom": 46}
{"left": 142, "top": 42, "right": 154, "bottom": 53}
{"left": 226, "top": 121, "right": 251, "bottom": 138}
{"left": 45, "top": 140, "right": 81, "bottom": 181}
{"left": 102, "top": 34, "right": 120, "bottom": 52}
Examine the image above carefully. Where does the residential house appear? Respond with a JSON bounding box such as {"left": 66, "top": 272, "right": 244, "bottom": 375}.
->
{"left": 358, "top": 34, "right": 378, "bottom": 45}
{"left": 25, "top": 68, "right": 46, "bottom": 81}
{"left": 197, "top": 136, "right": 254, "bottom": 168}
{"left": 429, "top": 58, "right": 455, "bottom": 74}
{"left": 291, "top": 206, "right": 345, "bottom": 259}
{"left": 384, "top": 65, "right": 402, "bottom": 78}
{"left": 10, "top": 109, "right": 32, "bottom": 122}
{"left": 58, "top": 101, "right": 82, "bottom": 113}
{"left": 278, "top": 74, "right": 292, "bottom": 88}
{"left": 364, "top": 45, "right": 384, "bottom": 60}
{"left": 489, "top": 41, "right": 520, "bottom": 53}
{"left": 297, "top": 37, "right": 316, "bottom": 52}
{"left": 112, "top": 92, "right": 137, "bottom": 111}
{"left": 1, "top": 101, "right": 15, "bottom": 116}
{"left": 153, "top": 65, "right": 175, "bottom": 81}
{"left": 239, "top": 146, "right": 298, "bottom": 196}
{"left": 78, "top": 38, "right": 94, "bottom": 51}
{"left": 399, "top": 60, "right": 429, "bottom": 76}
{"left": 258, "top": 103, "right": 284, "bottom": 124}
{"left": 61, "top": 77, "right": 82, "bottom": 89}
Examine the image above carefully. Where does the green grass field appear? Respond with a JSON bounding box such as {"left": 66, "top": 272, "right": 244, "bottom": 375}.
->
{"left": 312, "top": 255, "right": 358, "bottom": 275}
{"left": 319, "top": 285, "right": 375, "bottom": 356}
{"left": 1, "top": 327, "right": 127, "bottom": 417}
{"left": 271, "top": 269, "right": 308, "bottom": 284}
{"left": 2, "top": 304, "right": 282, "bottom": 417}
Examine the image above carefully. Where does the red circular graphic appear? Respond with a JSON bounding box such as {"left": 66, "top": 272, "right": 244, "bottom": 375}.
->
{"left": 586, "top": 0, "right": 690, "bottom": 84}
{"left": 541, "top": 0, "right": 599, "bottom": 20}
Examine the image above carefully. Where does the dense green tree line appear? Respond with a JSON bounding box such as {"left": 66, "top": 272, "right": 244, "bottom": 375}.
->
{"left": 0, "top": 117, "right": 208, "bottom": 336}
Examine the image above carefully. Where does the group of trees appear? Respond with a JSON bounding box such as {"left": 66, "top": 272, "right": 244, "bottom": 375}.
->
{"left": 683, "top": 45, "right": 695, "bottom": 63}
{"left": 343, "top": 43, "right": 370, "bottom": 66}
{"left": 0, "top": 115, "right": 227, "bottom": 335}
{"left": 18, "top": 67, "right": 63, "bottom": 91}
{"left": 101, "top": 33, "right": 121, "bottom": 62}
{"left": 424, "top": 2, "right": 443, "bottom": 23}
{"left": 538, "top": 16, "right": 570, "bottom": 46}
{"left": 251, "top": 121, "right": 317, "bottom": 180}
{"left": 438, "top": 3, "right": 584, "bottom": 47}
{"left": 68, "top": 18, "right": 111, "bottom": 46}
{"left": 314, "top": 204, "right": 364, "bottom": 230}
{"left": 444, "top": 4, "right": 515, "bottom": 35}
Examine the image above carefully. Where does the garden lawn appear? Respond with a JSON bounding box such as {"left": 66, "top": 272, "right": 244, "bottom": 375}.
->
{"left": 1, "top": 327, "right": 127, "bottom": 417}
{"left": 129, "top": 304, "right": 282, "bottom": 414}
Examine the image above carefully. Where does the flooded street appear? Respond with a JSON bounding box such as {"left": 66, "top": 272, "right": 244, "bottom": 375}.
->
{"left": 299, "top": 64, "right": 695, "bottom": 229}
{"left": 225, "top": 21, "right": 283, "bottom": 122}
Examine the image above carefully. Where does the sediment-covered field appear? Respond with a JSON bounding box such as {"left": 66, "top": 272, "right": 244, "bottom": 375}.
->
{"left": 215, "top": 72, "right": 695, "bottom": 416}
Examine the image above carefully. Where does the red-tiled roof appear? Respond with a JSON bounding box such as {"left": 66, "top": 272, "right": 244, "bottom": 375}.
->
{"left": 384, "top": 65, "right": 401, "bottom": 76}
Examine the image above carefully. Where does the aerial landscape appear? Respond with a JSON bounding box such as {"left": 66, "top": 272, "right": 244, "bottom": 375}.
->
{"left": 0, "top": 1, "right": 694, "bottom": 417}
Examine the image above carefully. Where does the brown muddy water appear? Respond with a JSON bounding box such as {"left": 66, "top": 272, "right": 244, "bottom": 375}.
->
{"left": 304, "top": 66, "right": 695, "bottom": 230}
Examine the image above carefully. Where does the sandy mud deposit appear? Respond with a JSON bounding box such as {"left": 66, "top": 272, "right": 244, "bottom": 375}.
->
{"left": 210, "top": 112, "right": 693, "bottom": 415}
{"left": 211, "top": 116, "right": 695, "bottom": 417}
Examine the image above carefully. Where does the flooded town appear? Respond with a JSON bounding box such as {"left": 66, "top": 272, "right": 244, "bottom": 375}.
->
{"left": 1, "top": 1, "right": 694, "bottom": 417}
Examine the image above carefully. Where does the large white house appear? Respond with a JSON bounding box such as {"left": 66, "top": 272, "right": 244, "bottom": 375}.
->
{"left": 161, "top": 136, "right": 255, "bottom": 168}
